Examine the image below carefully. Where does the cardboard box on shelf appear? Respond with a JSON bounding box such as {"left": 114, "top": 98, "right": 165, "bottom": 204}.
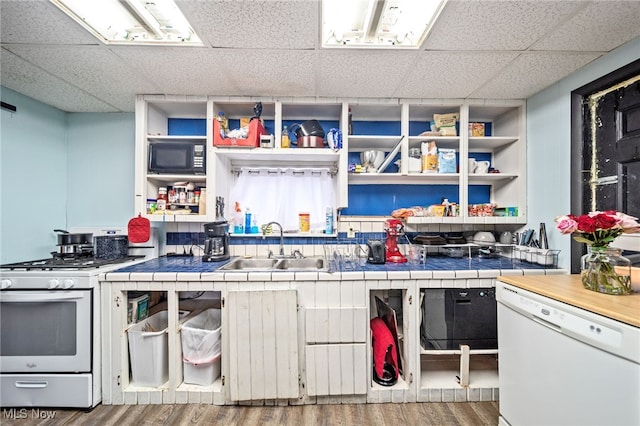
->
{"left": 469, "top": 123, "right": 485, "bottom": 137}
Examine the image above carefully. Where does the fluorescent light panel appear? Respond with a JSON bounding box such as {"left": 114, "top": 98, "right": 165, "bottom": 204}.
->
{"left": 51, "top": 0, "right": 202, "bottom": 46}
{"left": 322, "top": 0, "right": 446, "bottom": 49}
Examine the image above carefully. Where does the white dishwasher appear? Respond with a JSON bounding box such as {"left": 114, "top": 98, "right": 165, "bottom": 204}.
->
{"left": 496, "top": 281, "right": 640, "bottom": 426}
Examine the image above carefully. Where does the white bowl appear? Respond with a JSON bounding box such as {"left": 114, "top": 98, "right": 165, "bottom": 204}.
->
{"left": 473, "top": 231, "right": 496, "bottom": 245}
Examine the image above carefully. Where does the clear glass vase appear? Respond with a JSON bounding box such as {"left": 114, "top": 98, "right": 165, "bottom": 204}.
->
{"left": 580, "top": 246, "right": 632, "bottom": 295}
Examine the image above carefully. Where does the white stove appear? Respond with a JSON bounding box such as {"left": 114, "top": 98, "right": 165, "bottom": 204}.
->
{"left": 0, "top": 254, "right": 143, "bottom": 408}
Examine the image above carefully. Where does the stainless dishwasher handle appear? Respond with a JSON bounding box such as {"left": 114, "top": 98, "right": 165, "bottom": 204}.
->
{"left": 15, "top": 381, "right": 49, "bottom": 389}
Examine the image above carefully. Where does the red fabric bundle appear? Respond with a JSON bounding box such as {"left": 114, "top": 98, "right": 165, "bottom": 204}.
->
{"left": 370, "top": 317, "right": 398, "bottom": 380}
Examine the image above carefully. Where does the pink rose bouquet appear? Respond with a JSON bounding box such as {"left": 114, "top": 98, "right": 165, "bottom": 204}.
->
{"left": 555, "top": 211, "right": 640, "bottom": 247}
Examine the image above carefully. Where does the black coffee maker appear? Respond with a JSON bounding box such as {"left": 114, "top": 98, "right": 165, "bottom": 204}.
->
{"left": 203, "top": 196, "right": 230, "bottom": 262}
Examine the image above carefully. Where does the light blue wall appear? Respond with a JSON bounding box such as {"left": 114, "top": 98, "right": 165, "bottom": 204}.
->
{"left": 66, "top": 113, "right": 135, "bottom": 226}
{"left": 527, "top": 37, "right": 640, "bottom": 270}
{"left": 1, "top": 87, "right": 67, "bottom": 263}
{"left": 0, "top": 87, "right": 135, "bottom": 264}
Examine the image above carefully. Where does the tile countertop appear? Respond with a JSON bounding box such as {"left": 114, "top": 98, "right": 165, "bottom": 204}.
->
{"left": 103, "top": 255, "right": 564, "bottom": 281}
{"left": 498, "top": 275, "right": 640, "bottom": 328}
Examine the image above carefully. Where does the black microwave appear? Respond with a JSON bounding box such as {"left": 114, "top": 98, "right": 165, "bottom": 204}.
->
{"left": 148, "top": 141, "right": 206, "bottom": 175}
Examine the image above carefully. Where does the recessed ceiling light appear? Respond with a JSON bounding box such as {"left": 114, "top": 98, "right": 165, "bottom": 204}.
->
{"left": 51, "top": 0, "right": 203, "bottom": 46}
{"left": 322, "top": 0, "right": 447, "bottom": 49}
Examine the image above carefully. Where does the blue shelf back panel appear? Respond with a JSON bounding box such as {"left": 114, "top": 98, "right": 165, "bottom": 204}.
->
{"left": 353, "top": 121, "right": 401, "bottom": 136}
{"left": 168, "top": 118, "right": 206, "bottom": 136}
{"left": 343, "top": 184, "right": 461, "bottom": 216}
{"left": 468, "top": 186, "right": 492, "bottom": 204}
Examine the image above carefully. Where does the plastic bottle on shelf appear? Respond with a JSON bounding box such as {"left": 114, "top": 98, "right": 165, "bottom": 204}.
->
{"left": 198, "top": 188, "right": 206, "bottom": 215}
{"left": 325, "top": 207, "right": 334, "bottom": 234}
{"left": 251, "top": 215, "right": 259, "bottom": 234}
{"left": 244, "top": 208, "right": 252, "bottom": 233}
{"left": 281, "top": 125, "right": 290, "bottom": 148}
{"left": 233, "top": 202, "right": 243, "bottom": 233}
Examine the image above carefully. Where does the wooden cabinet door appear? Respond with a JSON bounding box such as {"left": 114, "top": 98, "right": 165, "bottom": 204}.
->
{"left": 227, "top": 290, "right": 299, "bottom": 401}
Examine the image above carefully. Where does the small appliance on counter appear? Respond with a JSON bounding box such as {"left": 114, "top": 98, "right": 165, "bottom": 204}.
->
{"left": 367, "top": 240, "right": 386, "bottom": 264}
{"left": 384, "top": 219, "right": 407, "bottom": 263}
{"left": 203, "top": 196, "right": 230, "bottom": 262}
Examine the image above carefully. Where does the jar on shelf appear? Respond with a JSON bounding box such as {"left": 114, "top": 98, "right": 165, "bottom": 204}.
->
{"left": 157, "top": 187, "right": 168, "bottom": 211}
{"left": 146, "top": 198, "right": 157, "bottom": 214}
{"left": 168, "top": 187, "right": 177, "bottom": 205}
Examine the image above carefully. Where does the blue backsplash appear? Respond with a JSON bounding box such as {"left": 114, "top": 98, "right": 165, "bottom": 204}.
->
{"left": 167, "top": 231, "right": 392, "bottom": 247}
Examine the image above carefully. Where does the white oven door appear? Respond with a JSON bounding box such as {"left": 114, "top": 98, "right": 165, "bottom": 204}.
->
{"left": 0, "top": 290, "right": 92, "bottom": 373}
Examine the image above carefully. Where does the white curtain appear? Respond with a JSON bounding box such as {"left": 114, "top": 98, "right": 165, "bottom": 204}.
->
{"left": 229, "top": 168, "right": 335, "bottom": 232}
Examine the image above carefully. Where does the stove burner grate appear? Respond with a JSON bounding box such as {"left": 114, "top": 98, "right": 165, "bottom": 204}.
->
{"left": 0, "top": 255, "right": 144, "bottom": 271}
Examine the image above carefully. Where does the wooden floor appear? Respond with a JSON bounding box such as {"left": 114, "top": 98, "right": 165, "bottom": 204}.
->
{"left": 2, "top": 402, "right": 499, "bottom": 425}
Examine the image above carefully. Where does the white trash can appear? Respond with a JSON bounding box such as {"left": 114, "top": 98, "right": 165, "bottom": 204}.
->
{"left": 181, "top": 308, "right": 222, "bottom": 386}
{"left": 127, "top": 310, "right": 169, "bottom": 387}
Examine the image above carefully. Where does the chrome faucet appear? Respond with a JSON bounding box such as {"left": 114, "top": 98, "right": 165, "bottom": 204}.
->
{"left": 262, "top": 221, "right": 305, "bottom": 259}
{"left": 263, "top": 221, "right": 285, "bottom": 258}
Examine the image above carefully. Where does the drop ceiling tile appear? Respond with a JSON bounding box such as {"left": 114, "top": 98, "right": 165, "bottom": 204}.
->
{"left": 213, "top": 50, "right": 318, "bottom": 97}
{"left": 470, "top": 52, "right": 601, "bottom": 99}
{"left": 394, "top": 52, "right": 519, "bottom": 99}
{"left": 177, "top": 0, "right": 318, "bottom": 49}
{"left": 115, "top": 48, "right": 317, "bottom": 97}
{"left": 113, "top": 47, "right": 239, "bottom": 96}
{"left": 0, "top": 49, "right": 118, "bottom": 112}
{"left": 0, "top": 0, "right": 99, "bottom": 45}
{"left": 3, "top": 46, "right": 160, "bottom": 111}
{"left": 531, "top": 1, "right": 640, "bottom": 52}
{"left": 316, "top": 51, "right": 419, "bottom": 98}
{"left": 425, "top": 0, "right": 584, "bottom": 51}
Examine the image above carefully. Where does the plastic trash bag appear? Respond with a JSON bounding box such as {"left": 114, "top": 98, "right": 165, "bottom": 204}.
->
{"left": 181, "top": 309, "right": 221, "bottom": 365}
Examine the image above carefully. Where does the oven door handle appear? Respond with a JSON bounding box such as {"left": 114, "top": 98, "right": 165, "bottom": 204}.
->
{"left": 0, "top": 292, "right": 87, "bottom": 302}
{"left": 15, "top": 380, "right": 49, "bottom": 389}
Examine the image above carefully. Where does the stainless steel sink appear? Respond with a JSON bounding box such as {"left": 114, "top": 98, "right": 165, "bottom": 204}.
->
{"left": 278, "top": 257, "right": 327, "bottom": 271}
{"left": 217, "top": 257, "right": 328, "bottom": 272}
{"left": 217, "top": 258, "right": 284, "bottom": 271}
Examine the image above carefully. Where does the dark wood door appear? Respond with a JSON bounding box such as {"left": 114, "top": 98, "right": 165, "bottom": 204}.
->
{"left": 582, "top": 78, "right": 640, "bottom": 218}
{"left": 571, "top": 60, "right": 640, "bottom": 272}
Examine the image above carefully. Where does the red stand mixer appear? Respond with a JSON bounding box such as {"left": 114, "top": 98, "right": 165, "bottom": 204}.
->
{"left": 384, "top": 219, "right": 407, "bottom": 263}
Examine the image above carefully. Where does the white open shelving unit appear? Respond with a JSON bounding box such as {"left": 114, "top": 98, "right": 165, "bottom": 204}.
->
{"left": 135, "top": 95, "right": 526, "bottom": 224}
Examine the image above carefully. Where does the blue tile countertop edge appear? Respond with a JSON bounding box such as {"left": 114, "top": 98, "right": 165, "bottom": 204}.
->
{"left": 109, "top": 255, "right": 560, "bottom": 275}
